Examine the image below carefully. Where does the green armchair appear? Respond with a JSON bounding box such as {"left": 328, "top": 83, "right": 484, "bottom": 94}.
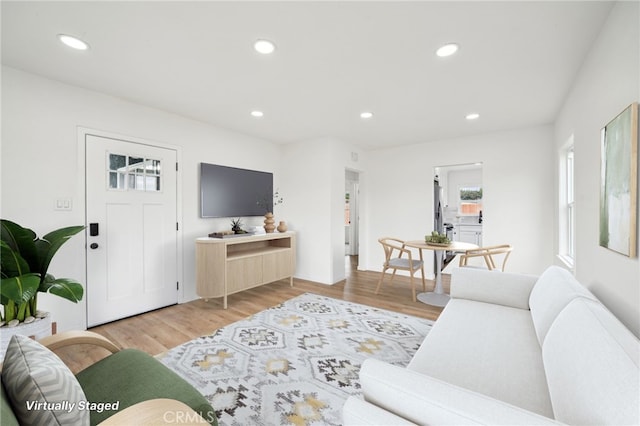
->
{"left": 1, "top": 331, "right": 217, "bottom": 425}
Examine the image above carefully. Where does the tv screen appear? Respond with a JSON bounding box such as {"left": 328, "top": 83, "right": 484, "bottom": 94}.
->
{"left": 200, "top": 163, "right": 273, "bottom": 218}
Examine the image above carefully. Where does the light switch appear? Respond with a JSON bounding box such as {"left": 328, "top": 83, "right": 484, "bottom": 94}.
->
{"left": 55, "top": 198, "right": 72, "bottom": 211}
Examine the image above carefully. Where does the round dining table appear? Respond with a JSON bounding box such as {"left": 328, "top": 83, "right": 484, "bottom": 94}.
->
{"left": 404, "top": 240, "right": 478, "bottom": 307}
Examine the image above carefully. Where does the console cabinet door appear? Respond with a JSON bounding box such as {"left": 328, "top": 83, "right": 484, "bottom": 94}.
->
{"left": 227, "top": 257, "right": 263, "bottom": 293}
{"left": 263, "top": 250, "right": 293, "bottom": 283}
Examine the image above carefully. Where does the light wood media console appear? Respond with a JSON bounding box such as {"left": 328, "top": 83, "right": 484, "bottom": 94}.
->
{"left": 196, "top": 232, "right": 296, "bottom": 308}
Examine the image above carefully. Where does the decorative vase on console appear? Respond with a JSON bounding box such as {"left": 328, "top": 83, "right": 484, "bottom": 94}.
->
{"left": 258, "top": 190, "right": 283, "bottom": 234}
{"left": 264, "top": 212, "right": 276, "bottom": 233}
{"left": 277, "top": 221, "right": 287, "bottom": 233}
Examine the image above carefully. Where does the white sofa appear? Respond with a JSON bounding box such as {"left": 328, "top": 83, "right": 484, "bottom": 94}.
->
{"left": 343, "top": 266, "right": 640, "bottom": 425}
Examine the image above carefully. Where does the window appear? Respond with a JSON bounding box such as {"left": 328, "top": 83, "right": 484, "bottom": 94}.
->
{"left": 459, "top": 186, "right": 483, "bottom": 215}
{"left": 559, "top": 141, "right": 575, "bottom": 267}
{"left": 108, "top": 153, "right": 161, "bottom": 192}
{"left": 567, "top": 149, "right": 574, "bottom": 259}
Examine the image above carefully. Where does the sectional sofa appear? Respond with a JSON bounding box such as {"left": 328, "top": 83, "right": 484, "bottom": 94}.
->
{"left": 343, "top": 266, "right": 640, "bottom": 425}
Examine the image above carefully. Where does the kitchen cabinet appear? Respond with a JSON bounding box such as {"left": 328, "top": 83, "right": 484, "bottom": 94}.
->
{"left": 454, "top": 224, "right": 483, "bottom": 246}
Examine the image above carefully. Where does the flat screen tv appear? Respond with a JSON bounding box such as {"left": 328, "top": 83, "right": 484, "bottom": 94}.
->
{"left": 200, "top": 163, "right": 273, "bottom": 218}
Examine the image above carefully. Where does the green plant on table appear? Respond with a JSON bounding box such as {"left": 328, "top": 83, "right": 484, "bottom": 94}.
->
{"left": 0, "top": 219, "right": 85, "bottom": 323}
{"left": 425, "top": 231, "right": 451, "bottom": 244}
{"left": 230, "top": 218, "right": 247, "bottom": 234}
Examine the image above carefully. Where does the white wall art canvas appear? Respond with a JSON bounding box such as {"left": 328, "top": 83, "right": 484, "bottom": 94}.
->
{"left": 600, "top": 102, "right": 638, "bottom": 257}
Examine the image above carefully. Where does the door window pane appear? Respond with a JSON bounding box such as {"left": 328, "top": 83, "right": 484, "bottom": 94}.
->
{"left": 149, "top": 160, "right": 161, "bottom": 175}
{"left": 147, "top": 176, "right": 161, "bottom": 191}
{"left": 109, "top": 171, "right": 127, "bottom": 190}
{"left": 128, "top": 157, "right": 144, "bottom": 174}
{"left": 109, "top": 154, "right": 127, "bottom": 170}
{"left": 107, "top": 153, "right": 162, "bottom": 192}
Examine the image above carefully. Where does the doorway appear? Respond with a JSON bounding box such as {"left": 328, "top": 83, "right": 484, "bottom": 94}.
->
{"left": 434, "top": 163, "right": 483, "bottom": 271}
{"left": 85, "top": 133, "right": 179, "bottom": 326}
{"left": 345, "top": 170, "right": 360, "bottom": 271}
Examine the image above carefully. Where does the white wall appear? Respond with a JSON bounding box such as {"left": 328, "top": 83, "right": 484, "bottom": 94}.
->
{"left": 1, "top": 66, "right": 282, "bottom": 331}
{"left": 363, "top": 125, "right": 555, "bottom": 279}
{"left": 554, "top": 1, "right": 640, "bottom": 336}
{"left": 280, "top": 137, "right": 365, "bottom": 284}
{"left": 280, "top": 139, "right": 332, "bottom": 283}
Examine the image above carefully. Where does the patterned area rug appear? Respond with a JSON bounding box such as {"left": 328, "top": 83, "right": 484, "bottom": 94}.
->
{"left": 158, "top": 293, "right": 433, "bottom": 425}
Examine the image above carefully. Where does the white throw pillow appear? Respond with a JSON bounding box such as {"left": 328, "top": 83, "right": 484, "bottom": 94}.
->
{"left": 1, "top": 334, "right": 90, "bottom": 425}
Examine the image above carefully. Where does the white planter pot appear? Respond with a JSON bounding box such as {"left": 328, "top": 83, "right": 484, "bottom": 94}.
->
{"left": 0, "top": 315, "right": 52, "bottom": 362}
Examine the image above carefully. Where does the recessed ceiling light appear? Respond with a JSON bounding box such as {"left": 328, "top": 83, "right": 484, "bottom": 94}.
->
{"left": 466, "top": 113, "right": 480, "bottom": 120}
{"left": 251, "top": 110, "right": 264, "bottom": 118}
{"left": 254, "top": 39, "right": 276, "bottom": 55}
{"left": 360, "top": 111, "right": 374, "bottom": 119}
{"left": 436, "top": 43, "right": 459, "bottom": 57}
{"left": 58, "top": 34, "right": 89, "bottom": 50}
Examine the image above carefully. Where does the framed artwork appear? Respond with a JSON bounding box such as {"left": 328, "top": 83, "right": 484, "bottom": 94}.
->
{"left": 599, "top": 102, "right": 638, "bottom": 257}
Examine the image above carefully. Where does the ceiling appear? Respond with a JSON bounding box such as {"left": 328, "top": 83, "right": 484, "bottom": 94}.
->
{"left": 1, "top": 1, "right": 614, "bottom": 150}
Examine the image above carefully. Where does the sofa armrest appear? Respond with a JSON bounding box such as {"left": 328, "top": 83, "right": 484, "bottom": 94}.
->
{"left": 39, "top": 330, "right": 120, "bottom": 354}
{"left": 359, "top": 359, "right": 563, "bottom": 425}
{"left": 450, "top": 267, "right": 538, "bottom": 310}
{"left": 98, "top": 398, "right": 209, "bottom": 425}
{"left": 343, "top": 396, "right": 416, "bottom": 425}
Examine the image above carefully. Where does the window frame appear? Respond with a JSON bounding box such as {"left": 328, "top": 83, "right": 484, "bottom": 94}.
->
{"left": 558, "top": 141, "right": 575, "bottom": 269}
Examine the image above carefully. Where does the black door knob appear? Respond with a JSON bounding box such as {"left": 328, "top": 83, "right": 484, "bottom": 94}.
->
{"left": 90, "top": 243, "right": 99, "bottom": 249}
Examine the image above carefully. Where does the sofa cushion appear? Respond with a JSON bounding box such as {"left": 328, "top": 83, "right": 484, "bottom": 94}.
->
{"left": 1, "top": 334, "right": 90, "bottom": 425}
{"left": 542, "top": 298, "right": 639, "bottom": 425}
{"left": 358, "top": 358, "right": 561, "bottom": 425}
{"left": 408, "top": 299, "right": 554, "bottom": 418}
{"left": 451, "top": 267, "right": 538, "bottom": 310}
{"left": 529, "top": 266, "right": 597, "bottom": 345}
{"left": 76, "top": 348, "right": 217, "bottom": 425}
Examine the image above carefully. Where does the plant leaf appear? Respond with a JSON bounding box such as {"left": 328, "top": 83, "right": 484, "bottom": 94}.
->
{"left": 0, "top": 274, "right": 40, "bottom": 304}
{"left": 0, "top": 220, "right": 38, "bottom": 270}
{"left": 35, "top": 225, "right": 85, "bottom": 279}
{"left": 0, "top": 240, "right": 31, "bottom": 278}
{"left": 40, "top": 278, "right": 84, "bottom": 303}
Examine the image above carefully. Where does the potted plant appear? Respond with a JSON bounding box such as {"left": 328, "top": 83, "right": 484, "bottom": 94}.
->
{"left": 230, "top": 218, "right": 247, "bottom": 234}
{"left": 0, "top": 219, "right": 85, "bottom": 326}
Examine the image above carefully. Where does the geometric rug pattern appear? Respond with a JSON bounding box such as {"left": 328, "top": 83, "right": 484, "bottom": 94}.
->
{"left": 158, "top": 293, "right": 433, "bottom": 425}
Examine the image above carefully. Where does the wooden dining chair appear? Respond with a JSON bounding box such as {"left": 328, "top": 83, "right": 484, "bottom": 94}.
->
{"left": 458, "top": 244, "right": 513, "bottom": 271}
{"left": 375, "top": 237, "right": 426, "bottom": 302}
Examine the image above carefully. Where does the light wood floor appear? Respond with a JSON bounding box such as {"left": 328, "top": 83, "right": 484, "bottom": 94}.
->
{"left": 56, "top": 256, "right": 449, "bottom": 373}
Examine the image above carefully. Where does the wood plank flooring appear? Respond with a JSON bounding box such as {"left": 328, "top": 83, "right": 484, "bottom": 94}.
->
{"left": 56, "top": 256, "right": 449, "bottom": 373}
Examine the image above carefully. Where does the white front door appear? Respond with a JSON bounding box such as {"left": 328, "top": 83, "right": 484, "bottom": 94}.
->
{"left": 86, "top": 134, "right": 178, "bottom": 326}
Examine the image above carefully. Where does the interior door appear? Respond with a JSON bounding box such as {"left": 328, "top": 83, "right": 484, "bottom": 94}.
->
{"left": 349, "top": 181, "right": 359, "bottom": 255}
{"left": 86, "top": 134, "right": 178, "bottom": 326}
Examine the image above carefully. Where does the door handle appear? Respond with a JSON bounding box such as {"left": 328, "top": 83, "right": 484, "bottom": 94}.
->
{"left": 90, "top": 243, "right": 99, "bottom": 250}
{"left": 90, "top": 223, "right": 99, "bottom": 237}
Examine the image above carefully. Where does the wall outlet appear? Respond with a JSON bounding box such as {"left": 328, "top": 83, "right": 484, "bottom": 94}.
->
{"left": 55, "top": 198, "right": 72, "bottom": 211}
